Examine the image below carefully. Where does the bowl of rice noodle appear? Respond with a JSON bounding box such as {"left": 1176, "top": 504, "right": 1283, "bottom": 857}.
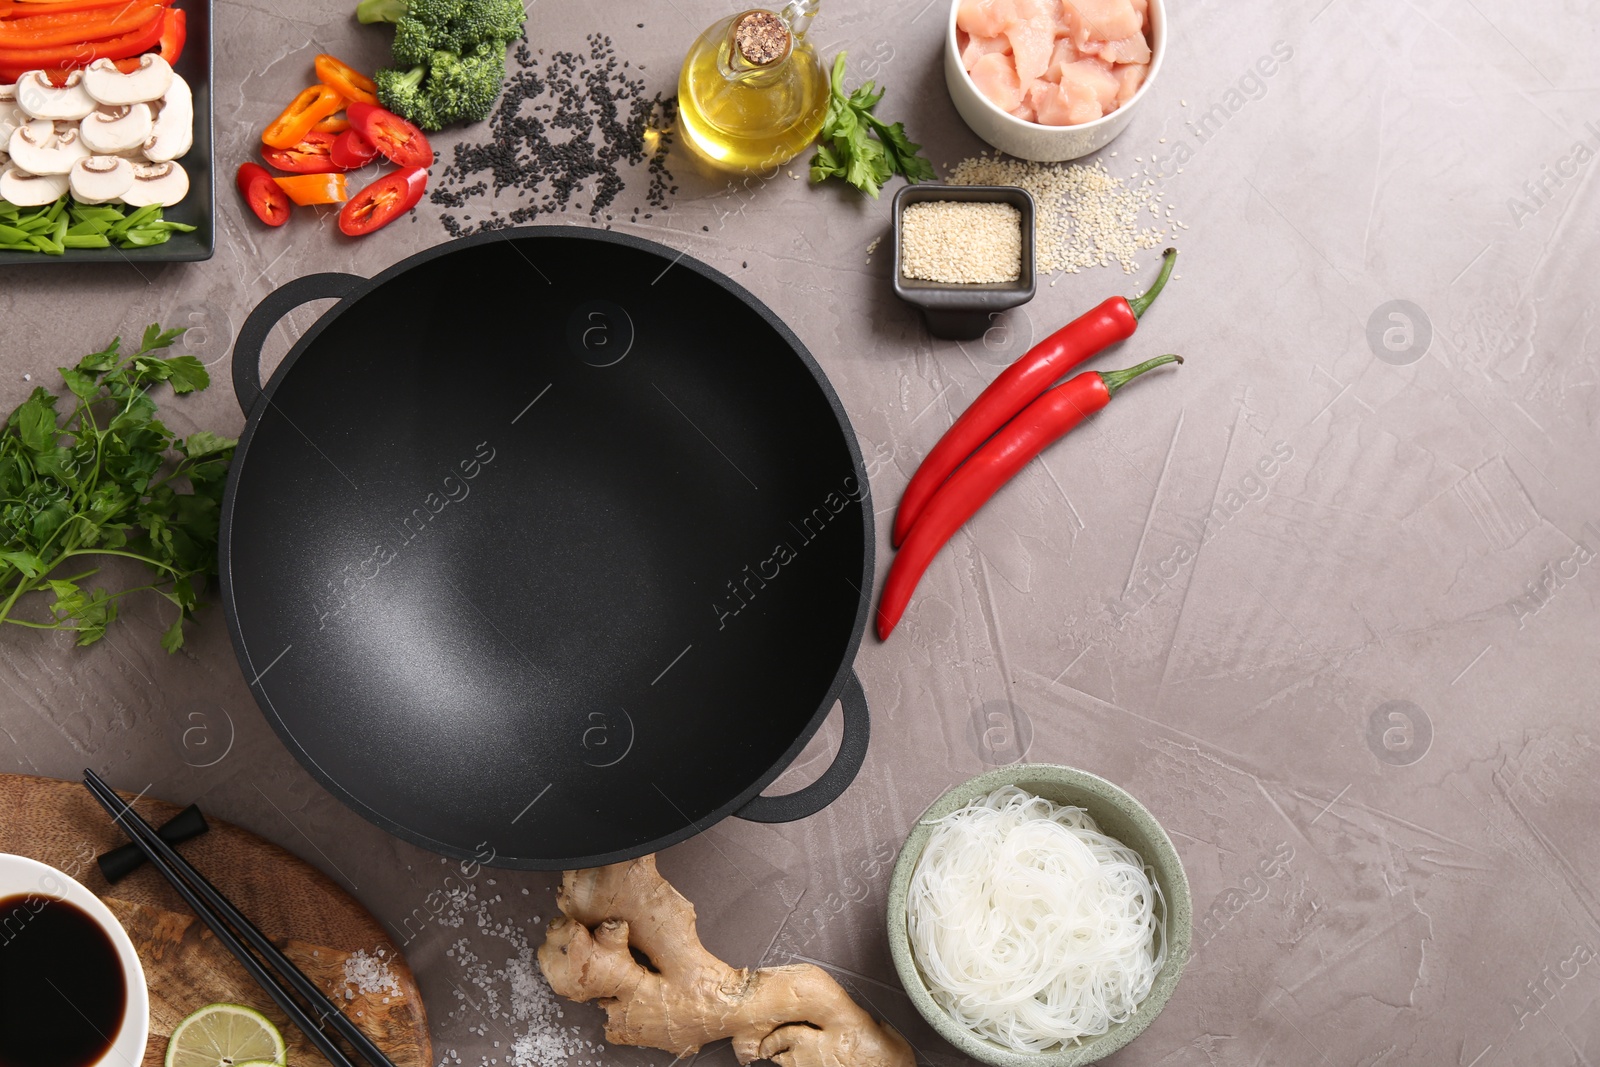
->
{"left": 887, "top": 764, "right": 1190, "bottom": 1065}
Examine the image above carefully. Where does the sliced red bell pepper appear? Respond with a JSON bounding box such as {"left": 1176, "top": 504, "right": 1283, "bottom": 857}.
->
{"left": 339, "top": 166, "right": 427, "bottom": 236}
{"left": 314, "top": 53, "right": 377, "bottom": 106}
{"left": 262, "top": 131, "right": 343, "bottom": 174}
{"left": 110, "top": 5, "right": 182, "bottom": 71}
{"left": 0, "top": 11, "right": 164, "bottom": 76}
{"left": 274, "top": 172, "right": 348, "bottom": 206}
{"left": 154, "top": 5, "right": 183, "bottom": 63}
{"left": 0, "top": 0, "right": 170, "bottom": 16}
{"left": 262, "top": 85, "right": 345, "bottom": 150}
{"left": 346, "top": 101, "right": 431, "bottom": 169}
{"left": 238, "top": 163, "right": 292, "bottom": 227}
{"left": 0, "top": 1, "right": 161, "bottom": 49}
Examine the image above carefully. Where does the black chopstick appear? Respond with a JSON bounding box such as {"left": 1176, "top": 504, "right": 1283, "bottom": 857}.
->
{"left": 82, "top": 770, "right": 396, "bottom": 1067}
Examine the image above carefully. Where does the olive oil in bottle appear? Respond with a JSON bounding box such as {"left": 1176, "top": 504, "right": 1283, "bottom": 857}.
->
{"left": 677, "top": 2, "right": 828, "bottom": 173}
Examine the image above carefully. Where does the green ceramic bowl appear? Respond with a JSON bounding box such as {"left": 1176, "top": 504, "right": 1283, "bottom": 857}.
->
{"left": 886, "top": 764, "right": 1191, "bottom": 1067}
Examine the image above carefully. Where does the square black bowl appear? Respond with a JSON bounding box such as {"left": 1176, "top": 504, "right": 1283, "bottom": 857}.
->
{"left": 1, "top": 0, "right": 213, "bottom": 265}
{"left": 892, "top": 183, "right": 1036, "bottom": 340}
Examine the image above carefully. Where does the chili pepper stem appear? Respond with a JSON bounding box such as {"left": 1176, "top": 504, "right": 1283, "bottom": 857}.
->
{"left": 1126, "top": 247, "right": 1178, "bottom": 319}
{"left": 1100, "top": 354, "right": 1182, "bottom": 396}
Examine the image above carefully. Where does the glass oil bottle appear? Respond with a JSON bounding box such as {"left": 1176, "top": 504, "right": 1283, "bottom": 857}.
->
{"left": 677, "top": 1, "right": 828, "bottom": 173}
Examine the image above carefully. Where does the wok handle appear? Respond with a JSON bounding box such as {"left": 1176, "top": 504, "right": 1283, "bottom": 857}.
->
{"left": 735, "top": 670, "right": 870, "bottom": 824}
{"left": 231, "top": 272, "right": 367, "bottom": 417}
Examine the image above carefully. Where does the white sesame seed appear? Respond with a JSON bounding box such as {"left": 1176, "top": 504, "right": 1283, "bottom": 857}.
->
{"left": 899, "top": 201, "right": 1023, "bottom": 284}
{"left": 946, "top": 156, "right": 1183, "bottom": 275}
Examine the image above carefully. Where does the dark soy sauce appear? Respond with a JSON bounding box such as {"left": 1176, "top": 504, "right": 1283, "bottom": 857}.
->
{"left": 0, "top": 893, "right": 127, "bottom": 1067}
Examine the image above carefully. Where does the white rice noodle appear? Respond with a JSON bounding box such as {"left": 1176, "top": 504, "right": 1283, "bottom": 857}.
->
{"left": 906, "top": 785, "right": 1166, "bottom": 1051}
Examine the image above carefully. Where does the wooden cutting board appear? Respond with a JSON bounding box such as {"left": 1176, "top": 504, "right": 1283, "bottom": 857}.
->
{"left": 0, "top": 774, "right": 432, "bottom": 1067}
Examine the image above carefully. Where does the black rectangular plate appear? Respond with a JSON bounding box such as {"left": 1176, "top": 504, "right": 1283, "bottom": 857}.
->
{"left": 0, "top": 0, "right": 214, "bottom": 264}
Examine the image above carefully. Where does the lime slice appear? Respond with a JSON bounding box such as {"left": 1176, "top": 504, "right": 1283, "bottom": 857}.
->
{"left": 164, "top": 1003, "right": 286, "bottom": 1067}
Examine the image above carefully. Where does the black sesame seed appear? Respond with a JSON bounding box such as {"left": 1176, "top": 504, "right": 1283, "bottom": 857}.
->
{"left": 429, "top": 38, "right": 679, "bottom": 234}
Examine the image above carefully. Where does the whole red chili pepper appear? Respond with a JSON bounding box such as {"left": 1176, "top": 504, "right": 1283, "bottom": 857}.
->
{"left": 891, "top": 247, "right": 1178, "bottom": 548}
{"left": 877, "top": 354, "right": 1183, "bottom": 640}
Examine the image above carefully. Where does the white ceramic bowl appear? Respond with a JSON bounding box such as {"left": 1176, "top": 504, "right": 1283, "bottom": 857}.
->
{"left": 945, "top": 0, "right": 1167, "bottom": 161}
{"left": 0, "top": 853, "right": 150, "bottom": 1067}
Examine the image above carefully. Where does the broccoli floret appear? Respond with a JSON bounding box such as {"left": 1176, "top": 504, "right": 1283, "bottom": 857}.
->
{"left": 387, "top": 0, "right": 467, "bottom": 64}
{"left": 447, "top": 0, "right": 524, "bottom": 50}
{"left": 423, "top": 41, "right": 508, "bottom": 127}
{"left": 374, "top": 65, "right": 440, "bottom": 130}
{"left": 361, "top": 0, "right": 525, "bottom": 128}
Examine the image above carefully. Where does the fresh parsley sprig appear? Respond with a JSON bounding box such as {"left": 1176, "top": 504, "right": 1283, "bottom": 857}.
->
{"left": 810, "top": 52, "right": 937, "bottom": 198}
{"left": 0, "top": 325, "right": 237, "bottom": 652}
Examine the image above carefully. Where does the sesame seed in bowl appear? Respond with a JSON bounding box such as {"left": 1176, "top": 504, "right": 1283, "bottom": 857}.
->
{"left": 901, "top": 201, "right": 1024, "bottom": 285}
{"left": 891, "top": 184, "right": 1037, "bottom": 340}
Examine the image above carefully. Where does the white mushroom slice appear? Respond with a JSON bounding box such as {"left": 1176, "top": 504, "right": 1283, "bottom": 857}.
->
{"left": 79, "top": 103, "right": 154, "bottom": 154}
{"left": 13, "top": 70, "right": 96, "bottom": 121}
{"left": 0, "top": 99, "right": 25, "bottom": 146}
{"left": 0, "top": 82, "right": 13, "bottom": 102}
{"left": 69, "top": 154, "right": 134, "bottom": 204}
{"left": 8, "top": 122, "right": 90, "bottom": 175}
{"left": 0, "top": 166, "right": 69, "bottom": 207}
{"left": 142, "top": 74, "right": 192, "bottom": 163}
{"left": 119, "top": 160, "right": 187, "bottom": 208}
{"left": 82, "top": 55, "right": 173, "bottom": 107}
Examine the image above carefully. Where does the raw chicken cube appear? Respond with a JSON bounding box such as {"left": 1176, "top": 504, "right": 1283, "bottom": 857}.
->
{"left": 961, "top": 31, "right": 1013, "bottom": 70}
{"left": 1113, "top": 62, "right": 1146, "bottom": 107}
{"left": 1094, "top": 33, "right": 1151, "bottom": 65}
{"left": 1061, "top": 0, "right": 1143, "bottom": 50}
{"left": 1030, "top": 78, "right": 1103, "bottom": 125}
{"left": 1047, "top": 37, "right": 1082, "bottom": 72}
{"left": 956, "top": 0, "right": 1015, "bottom": 39}
{"left": 1006, "top": 16, "right": 1058, "bottom": 83}
{"left": 968, "top": 51, "right": 1025, "bottom": 112}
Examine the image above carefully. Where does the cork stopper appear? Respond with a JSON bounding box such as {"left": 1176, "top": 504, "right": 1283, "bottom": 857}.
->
{"left": 734, "top": 10, "right": 791, "bottom": 66}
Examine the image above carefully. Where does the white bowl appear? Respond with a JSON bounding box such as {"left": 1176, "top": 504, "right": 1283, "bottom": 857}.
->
{"left": 944, "top": 0, "right": 1167, "bottom": 161}
{"left": 0, "top": 853, "right": 150, "bottom": 1067}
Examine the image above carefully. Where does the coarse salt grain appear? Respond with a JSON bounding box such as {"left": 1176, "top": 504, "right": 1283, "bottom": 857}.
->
{"left": 343, "top": 949, "right": 402, "bottom": 997}
{"left": 946, "top": 154, "right": 1179, "bottom": 275}
{"left": 427, "top": 880, "right": 594, "bottom": 1067}
{"left": 900, "top": 201, "right": 1022, "bottom": 284}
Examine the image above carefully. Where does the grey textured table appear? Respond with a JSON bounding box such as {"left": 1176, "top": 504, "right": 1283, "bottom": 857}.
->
{"left": 3, "top": 0, "right": 1598, "bottom": 1064}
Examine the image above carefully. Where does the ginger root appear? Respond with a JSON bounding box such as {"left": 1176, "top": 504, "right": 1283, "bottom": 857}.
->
{"left": 537, "top": 855, "right": 915, "bottom": 1067}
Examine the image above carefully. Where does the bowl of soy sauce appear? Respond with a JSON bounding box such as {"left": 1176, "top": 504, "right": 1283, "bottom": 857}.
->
{"left": 0, "top": 854, "right": 149, "bottom": 1067}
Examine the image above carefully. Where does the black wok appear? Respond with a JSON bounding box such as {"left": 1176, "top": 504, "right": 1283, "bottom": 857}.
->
{"left": 220, "top": 227, "right": 873, "bottom": 869}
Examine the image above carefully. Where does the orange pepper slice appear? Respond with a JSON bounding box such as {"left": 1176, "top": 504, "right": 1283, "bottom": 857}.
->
{"left": 273, "top": 172, "right": 349, "bottom": 206}
{"left": 313, "top": 113, "right": 350, "bottom": 134}
{"left": 314, "top": 54, "right": 379, "bottom": 106}
{"left": 263, "top": 85, "right": 345, "bottom": 150}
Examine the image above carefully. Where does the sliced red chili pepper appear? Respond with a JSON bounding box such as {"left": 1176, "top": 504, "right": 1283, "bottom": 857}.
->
{"left": 891, "top": 247, "right": 1179, "bottom": 548}
{"left": 261, "top": 130, "right": 342, "bottom": 174}
{"left": 0, "top": 9, "right": 164, "bottom": 72}
{"left": 237, "top": 162, "right": 292, "bottom": 227}
{"left": 328, "top": 128, "right": 378, "bottom": 170}
{"left": 0, "top": 1, "right": 161, "bottom": 49}
{"left": 274, "top": 172, "right": 349, "bottom": 206}
{"left": 262, "top": 84, "right": 345, "bottom": 150}
{"left": 314, "top": 53, "right": 378, "bottom": 106}
{"left": 877, "top": 354, "right": 1183, "bottom": 639}
{"left": 346, "top": 101, "right": 431, "bottom": 169}
{"left": 338, "top": 165, "right": 427, "bottom": 236}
